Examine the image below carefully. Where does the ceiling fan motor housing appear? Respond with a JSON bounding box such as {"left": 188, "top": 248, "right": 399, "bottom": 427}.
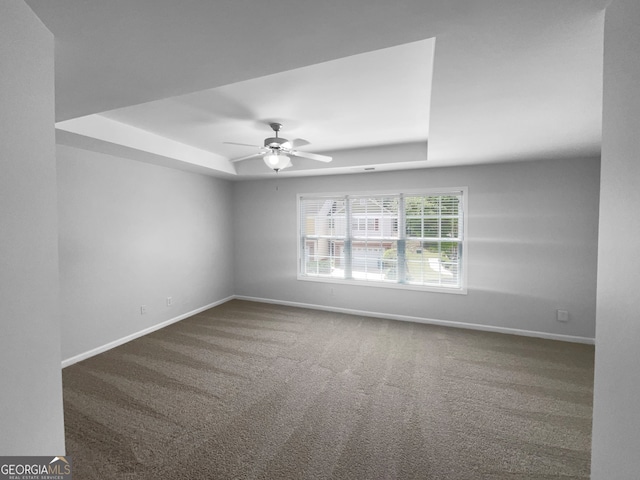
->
{"left": 264, "top": 122, "right": 290, "bottom": 150}
{"left": 264, "top": 137, "right": 290, "bottom": 149}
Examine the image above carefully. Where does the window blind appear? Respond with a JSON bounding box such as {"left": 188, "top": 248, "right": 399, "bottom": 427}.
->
{"left": 299, "top": 190, "right": 465, "bottom": 291}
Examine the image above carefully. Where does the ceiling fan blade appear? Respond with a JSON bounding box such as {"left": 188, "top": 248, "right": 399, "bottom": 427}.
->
{"left": 230, "top": 152, "right": 264, "bottom": 163}
{"left": 224, "top": 141, "right": 262, "bottom": 148}
{"left": 290, "top": 150, "right": 333, "bottom": 163}
{"left": 292, "top": 138, "right": 311, "bottom": 148}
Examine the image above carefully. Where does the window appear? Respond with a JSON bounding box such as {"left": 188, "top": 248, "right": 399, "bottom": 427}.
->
{"left": 298, "top": 189, "right": 467, "bottom": 293}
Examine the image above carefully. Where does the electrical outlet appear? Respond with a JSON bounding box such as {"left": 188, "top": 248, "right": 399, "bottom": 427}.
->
{"left": 166, "top": 297, "right": 173, "bottom": 306}
{"left": 556, "top": 309, "right": 569, "bottom": 322}
{"left": 140, "top": 305, "right": 147, "bottom": 315}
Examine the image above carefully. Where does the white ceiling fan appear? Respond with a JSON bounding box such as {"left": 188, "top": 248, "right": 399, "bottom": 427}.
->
{"left": 226, "top": 122, "right": 332, "bottom": 172}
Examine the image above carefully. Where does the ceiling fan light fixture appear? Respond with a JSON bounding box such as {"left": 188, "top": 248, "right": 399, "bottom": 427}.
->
{"left": 264, "top": 152, "right": 291, "bottom": 172}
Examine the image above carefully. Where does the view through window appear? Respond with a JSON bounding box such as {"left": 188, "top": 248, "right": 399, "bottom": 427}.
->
{"left": 298, "top": 190, "right": 466, "bottom": 292}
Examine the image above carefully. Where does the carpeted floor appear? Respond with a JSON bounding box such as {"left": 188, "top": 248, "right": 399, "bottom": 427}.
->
{"left": 62, "top": 300, "right": 595, "bottom": 479}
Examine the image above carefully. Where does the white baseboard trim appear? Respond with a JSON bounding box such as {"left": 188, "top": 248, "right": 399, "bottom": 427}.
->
{"left": 61, "top": 296, "right": 235, "bottom": 368}
{"left": 233, "top": 295, "right": 595, "bottom": 345}
{"left": 61, "top": 293, "right": 594, "bottom": 368}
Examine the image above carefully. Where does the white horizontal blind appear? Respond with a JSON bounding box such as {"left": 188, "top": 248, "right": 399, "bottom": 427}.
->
{"left": 299, "top": 196, "right": 347, "bottom": 278}
{"left": 299, "top": 190, "right": 465, "bottom": 291}
{"left": 404, "top": 193, "right": 463, "bottom": 287}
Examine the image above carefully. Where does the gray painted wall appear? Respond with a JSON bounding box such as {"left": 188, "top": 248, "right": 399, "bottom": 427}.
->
{"left": 0, "top": 0, "right": 65, "bottom": 455}
{"left": 57, "top": 144, "right": 235, "bottom": 361}
{"left": 591, "top": 0, "right": 640, "bottom": 476}
{"left": 234, "top": 157, "right": 600, "bottom": 340}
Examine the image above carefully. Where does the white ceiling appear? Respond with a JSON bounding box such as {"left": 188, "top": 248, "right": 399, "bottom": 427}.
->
{"left": 26, "top": 0, "right": 608, "bottom": 179}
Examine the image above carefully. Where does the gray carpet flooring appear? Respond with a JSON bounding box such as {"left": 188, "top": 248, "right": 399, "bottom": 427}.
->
{"left": 62, "top": 300, "right": 595, "bottom": 479}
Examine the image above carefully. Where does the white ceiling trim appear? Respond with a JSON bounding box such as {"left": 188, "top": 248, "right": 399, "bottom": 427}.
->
{"left": 56, "top": 115, "right": 237, "bottom": 175}
{"left": 57, "top": 39, "right": 435, "bottom": 178}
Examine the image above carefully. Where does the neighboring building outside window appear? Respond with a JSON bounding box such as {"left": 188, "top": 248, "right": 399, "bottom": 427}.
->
{"left": 298, "top": 188, "right": 467, "bottom": 294}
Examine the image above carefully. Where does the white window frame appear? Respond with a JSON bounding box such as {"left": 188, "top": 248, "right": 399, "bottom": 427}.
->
{"left": 297, "top": 187, "right": 468, "bottom": 295}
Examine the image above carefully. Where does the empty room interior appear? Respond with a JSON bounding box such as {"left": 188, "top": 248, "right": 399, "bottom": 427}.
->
{"left": 2, "top": 0, "right": 640, "bottom": 478}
